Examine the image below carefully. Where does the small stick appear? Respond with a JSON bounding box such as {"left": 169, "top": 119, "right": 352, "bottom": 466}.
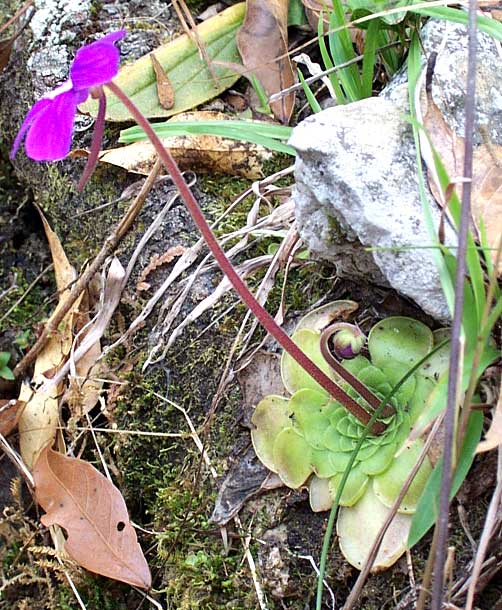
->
{"left": 13, "top": 159, "right": 162, "bottom": 378}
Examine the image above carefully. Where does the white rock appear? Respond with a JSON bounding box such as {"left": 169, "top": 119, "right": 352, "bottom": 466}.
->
{"left": 290, "top": 19, "right": 502, "bottom": 321}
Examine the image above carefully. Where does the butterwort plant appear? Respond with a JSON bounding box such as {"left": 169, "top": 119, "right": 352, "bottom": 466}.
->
{"left": 251, "top": 303, "right": 450, "bottom": 570}
{"left": 11, "top": 30, "right": 403, "bottom": 437}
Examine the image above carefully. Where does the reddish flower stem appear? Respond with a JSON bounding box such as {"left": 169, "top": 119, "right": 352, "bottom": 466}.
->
{"left": 106, "top": 80, "right": 367, "bottom": 415}
{"left": 78, "top": 90, "right": 106, "bottom": 192}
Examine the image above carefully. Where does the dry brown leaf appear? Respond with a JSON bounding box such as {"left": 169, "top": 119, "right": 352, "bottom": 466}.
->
{"left": 137, "top": 245, "right": 186, "bottom": 291}
{"left": 422, "top": 87, "right": 502, "bottom": 272}
{"left": 101, "top": 111, "right": 271, "bottom": 178}
{"left": 150, "top": 52, "right": 175, "bottom": 109}
{"left": 19, "top": 211, "right": 78, "bottom": 468}
{"left": 301, "top": 0, "right": 330, "bottom": 32}
{"left": 236, "top": 0, "right": 294, "bottom": 123}
{"left": 34, "top": 446, "right": 152, "bottom": 589}
{"left": 476, "top": 380, "right": 502, "bottom": 453}
{"left": 0, "top": 399, "right": 25, "bottom": 436}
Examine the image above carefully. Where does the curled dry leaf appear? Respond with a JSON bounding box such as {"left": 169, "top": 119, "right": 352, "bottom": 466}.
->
{"left": 100, "top": 111, "right": 272, "bottom": 178}
{"left": 0, "top": 399, "right": 25, "bottom": 436}
{"left": 19, "top": 211, "right": 78, "bottom": 468}
{"left": 150, "top": 52, "right": 175, "bottom": 109}
{"left": 422, "top": 82, "right": 502, "bottom": 272}
{"left": 34, "top": 446, "right": 152, "bottom": 589}
{"left": 237, "top": 0, "right": 295, "bottom": 123}
{"left": 137, "top": 245, "right": 186, "bottom": 291}
{"left": 476, "top": 378, "right": 502, "bottom": 453}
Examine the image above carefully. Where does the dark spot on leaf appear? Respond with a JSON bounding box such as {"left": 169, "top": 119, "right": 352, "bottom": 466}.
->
{"left": 117, "top": 521, "right": 125, "bottom": 532}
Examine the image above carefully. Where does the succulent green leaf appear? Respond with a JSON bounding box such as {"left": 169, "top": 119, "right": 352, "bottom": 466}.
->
{"left": 419, "top": 328, "right": 451, "bottom": 381}
{"left": 281, "top": 329, "right": 333, "bottom": 395}
{"left": 294, "top": 300, "right": 359, "bottom": 333}
{"left": 360, "top": 441, "right": 396, "bottom": 475}
{"left": 251, "top": 395, "right": 291, "bottom": 472}
{"left": 340, "top": 355, "right": 371, "bottom": 377}
{"left": 322, "top": 425, "right": 343, "bottom": 452}
{"left": 329, "top": 451, "right": 353, "bottom": 472}
{"left": 408, "top": 376, "right": 436, "bottom": 423}
{"left": 289, "top": 389, "right": 335, "bottom": 449}
{"left": 273, "top": 428, "right": 313, "bottom": 488}
{"left": 368, "top": 317, "right": 433, "bottom": 371}
{"left": 329, "top": 465, "right": 369, "bottom": 507}
{"left": 81, "top": 3, "right": 245, "bottom": 121}
{"left": 337, "top": 485, "right": 412, "bottom": 570}
{"left": 339, "top": 435, "right": 358, "bottom": 452}
{"left": 373, "top": 439, "right": 432, "bottom": 513}
{"left": 309, "top": 475, "right": 333, "bottom": 512}
{"left": 311, "top": 450, "right": 342, "bottom": 478}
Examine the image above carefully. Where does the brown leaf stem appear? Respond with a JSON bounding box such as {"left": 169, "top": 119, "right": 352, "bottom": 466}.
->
{"left": 430, "top": 1, "right": 478, "bottom": 608}
{"left": 105, "top": 80, "right": 371, "bottom": 417}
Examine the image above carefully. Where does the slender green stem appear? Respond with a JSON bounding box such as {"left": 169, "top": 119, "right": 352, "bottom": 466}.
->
{"left": 105, "top": 80, "right": 367, "bottom": 413}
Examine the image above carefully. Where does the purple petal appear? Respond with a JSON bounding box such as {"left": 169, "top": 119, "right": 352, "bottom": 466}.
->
{"left": 70, "top": 30, "right": 126, "bottom": 90}
{"left": 10, "top": 98, "right": 52, "bottom": 159}
{"left": 24, "top": 89, "right": 80, "bottom": 161}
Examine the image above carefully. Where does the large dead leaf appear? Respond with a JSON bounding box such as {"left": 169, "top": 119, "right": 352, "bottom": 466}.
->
{"left": 34, "top": 446, "right": 151, "bottom": 589}
{"left": 19, "top": 212, "right": 78, "bottom": 468}
{"left": 421, "top": 83, "right": 502, "bottom": 272}
{"left": 237, "top": 0, "right": 295, "bottom": 123}
{"left": 100, "top": 111, "right": 271, "bottom": 178}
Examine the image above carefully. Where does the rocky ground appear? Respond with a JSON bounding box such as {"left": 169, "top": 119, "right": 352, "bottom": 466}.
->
{"left": 0, "top": 1, "right": 500, "bottom": 609}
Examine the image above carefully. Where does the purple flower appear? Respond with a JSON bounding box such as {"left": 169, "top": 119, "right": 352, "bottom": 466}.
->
{"left": 11, "top": 30, "right": 126, "bottom": 162}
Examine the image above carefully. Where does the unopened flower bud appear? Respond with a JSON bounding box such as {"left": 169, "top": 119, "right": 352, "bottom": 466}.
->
{"left": 332, "top": 324, "right": 366, "bottom": 359}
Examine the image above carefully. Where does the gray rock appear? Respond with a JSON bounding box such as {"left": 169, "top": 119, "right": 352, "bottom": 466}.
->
{"left": 291, "top": 19, "right": 502, "bottom": 321}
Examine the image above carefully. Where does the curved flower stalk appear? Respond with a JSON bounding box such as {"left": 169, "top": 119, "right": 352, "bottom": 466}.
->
{"left": 251, "top": 303, "right": 450, "bottom": 570}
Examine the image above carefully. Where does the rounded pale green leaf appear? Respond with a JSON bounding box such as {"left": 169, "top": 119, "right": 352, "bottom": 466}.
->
{"left": 273, "top": 428, "right": 313, "bottom": 488}
{"left": 309, "top": 475, "right": 333, "bottom": 512}
{"left": 419, "top": 328, "right": 451, "bottom": 382}
{"left": 294, "top": 300, "right": 359, "bottom": 333}
{"left": 281, "top": 329, "right": 333, "bottom": 395}
{"left": 329, "top": 465, "right": 368, "bottom": 507}
{"left": 368, "top": 317, "right": 433, "bottom": 371}
{"left": 340, "top": 355, "right": 371, "bottom": 377}
{"left": 311, "top": 450, "right": 340, "bottom": 478}
{"left": 251, "top": 395, "right": 291, "bottom": 472}
{"left": 408, "top": 376, "right": 435, "bottom": 424}
{"left": 379, "top": 364, "right": 417, "bottom": 406}
{"left": 337, "top": 485, "right": 412, "bottom": 571}
{"left": 289, "top": 389, "right": 334, "bottom": 449}
{"left": 373, "top": 439, "right": 432, "bottom": 513}
{"left": 322, "top": 425, "right": 343, "bottom": 452}
{"left": 360, "top": 442, "right": 396, "bottom": 476}
{"left": 329, "top": 451, "right": 353, "bottom": 472}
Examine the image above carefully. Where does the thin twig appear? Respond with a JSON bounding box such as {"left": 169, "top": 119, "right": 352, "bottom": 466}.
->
{"left": 13, "top": 159, "right": 161, "bottom": 378}
{"left": 343, "top": 415, "right": 444, "bottom": 610}
{"left": 464, "top": 447, "right": 502, "bottom": 609}
{"left": 430, "top": 1, "right": 478, "bottom": 607}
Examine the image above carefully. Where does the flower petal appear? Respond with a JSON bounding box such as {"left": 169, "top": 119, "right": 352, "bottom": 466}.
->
{"left": 10, "top": 98, "right": 52, "bottom": 159}
{"left": 70, "top": 30, "right": 126, "bottom": 90}
{"left": 24, "top": 90, "right": 80, "bottom": 161}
